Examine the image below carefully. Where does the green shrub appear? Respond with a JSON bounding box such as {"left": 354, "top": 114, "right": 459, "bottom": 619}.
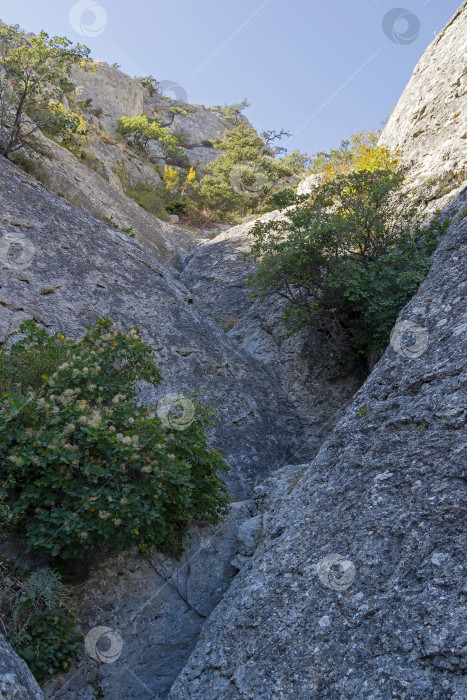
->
{"left": 165, "top": 198, "right": 189, "bottom": 216}
{"left": 116, "top": 114, "right": 184, "bottom": 160}
{"left": 123, "top": 181, "right": 170, "bottom": 221}
{"left": 135, "top": 75, "right": 159, "bottom": 96}
{"left": 247, "top": 168, "right": 448, "bottom": 360}
{"left": 199, "top": 124, "right": 293, "bottom": 220}
{"left": 0, "top": 319, "right": 229, "bottom": 560}
{"left": 268, "top": 189, "right": 308, "bottom": 210}
{"left": 102, "top": 215, "right": 135, "bottom": 237}
{"left": 221, "top": 99, "right": 250, "bottom": 124}
{"left": 0, "top": 559, "right": 81, "bottom": 681}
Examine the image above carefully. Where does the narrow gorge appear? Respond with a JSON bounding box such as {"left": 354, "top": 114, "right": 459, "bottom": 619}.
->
{"left": 0, "top": 3, "right": 466, "bottom": 699}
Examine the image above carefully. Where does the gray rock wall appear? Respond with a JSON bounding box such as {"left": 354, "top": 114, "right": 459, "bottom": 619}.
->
{"left": 380, "top": 1, "right": 467, "bottom": 214}
{"left": 180, "top": 213, "right": 362, "bottom": 465}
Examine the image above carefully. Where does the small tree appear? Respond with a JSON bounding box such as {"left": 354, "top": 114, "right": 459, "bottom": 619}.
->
{"left": 261, "top": 129, "right": 292, "bottom": 155}
{"left": 199, "top": 124, "right": 293, "bottom": 220}
{"left": 247, "top": 168, "right": 447, "bottom": 359}
{"left": 135, "top": 75, "right": 159, "bottom": 95}
{"left": 0, "top": 23, "right": 91, "bottom": 158}
{"left": 116, "top": 114, "right": 185, "bottom": 160}
{"left": 306, "top": 131, "right": 398, "bottom": 181}
{"left": 221, "top": 98, "right": 250, "bottom": 124}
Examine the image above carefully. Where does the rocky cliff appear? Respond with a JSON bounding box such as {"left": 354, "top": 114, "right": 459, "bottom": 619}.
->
{"left": 0, "top": 153, "right": 301, "bottom": 698}
{"left": 380, "top": 2, "right": 467, "bottom": 215}
{"left": 0, "top": 156, "right": 299, "bottom": 499}
{"left": 18, "top": 61, "right": 251, "bottom": 268}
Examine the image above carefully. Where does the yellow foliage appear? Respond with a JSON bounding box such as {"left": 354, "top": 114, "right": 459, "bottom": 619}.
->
{"left": 185, "top": 166, "right": 196, "bottom": 186}
{"left": 163, "top": 164, "right": 179, "bottom": 191}
{"left": 317, "top": 131, "right": 399, "bottom": 182}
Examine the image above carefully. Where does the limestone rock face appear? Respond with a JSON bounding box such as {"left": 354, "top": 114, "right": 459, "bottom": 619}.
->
{"left": 34, "top": 132, "right": 197, "bottom": 267}
{"left": 168, "top": 5, "right": 467, "bottom": 694}
{"left": 72, "top": 62, "right": 144, "bottom": 132}
{"left": 42, "top": 501, "right": 255, "bottom": 700}
{"left": 170, "top": 183, "right": 467, "bottom": 700}
{"left": 380, "top": 1, "right": 467, "bottom": 214}
{"left": 144, "top": 94, "right": 242, "bottom": 145}
{"left": 296, "top": 172, "right": 322, "bottom": 195}
{"left": 0, "top": 637, "right": 43, "bottom": 699}
{"left": 0, "top": 156, "right": 299, "bottom": 499}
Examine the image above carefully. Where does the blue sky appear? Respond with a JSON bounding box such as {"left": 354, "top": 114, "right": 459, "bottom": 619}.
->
{"left": 0, "top": 0, "right": 461, "bottom": 155}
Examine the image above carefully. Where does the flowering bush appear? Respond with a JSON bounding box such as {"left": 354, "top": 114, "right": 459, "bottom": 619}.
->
{"left": 0, "top": 319, "right": 229, "bottom": 559}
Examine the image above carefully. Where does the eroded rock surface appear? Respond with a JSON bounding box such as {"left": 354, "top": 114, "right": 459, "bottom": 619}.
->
{"left": 33, "top": 131, "right": 197, "bottom": 268}
{"left": 0, "top": 637, "right": 43, "bottom": 700}
{"left": 380, "top": 1, "right": 467, "bottom": 213}
{"left": 169, "top": 6, "right": 467, "bottom": 696}
{"left": 42, "top": 501, "right": 255, "bottom": 700}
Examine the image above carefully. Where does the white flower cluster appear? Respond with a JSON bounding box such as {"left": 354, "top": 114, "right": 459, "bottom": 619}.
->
{"left": 57, "top": 388, "right": 81, "bottom": 405}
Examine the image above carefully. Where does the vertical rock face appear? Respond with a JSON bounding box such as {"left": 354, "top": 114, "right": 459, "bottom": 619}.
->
{"left": 72, "top": 62, "right": 145, "bottom": 131}
{"left": 0, "top": 637, "right": 43, "bottom": 699}
{"left": 0, "top": 154, "right": 302, "bottom": 696}
{"left": 380, "top": 1, "right": 467, "bottom": 213}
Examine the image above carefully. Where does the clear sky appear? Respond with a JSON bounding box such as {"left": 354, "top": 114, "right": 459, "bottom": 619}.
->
{"left": 0, "top": 0, "right": 462, "bottom": 155}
